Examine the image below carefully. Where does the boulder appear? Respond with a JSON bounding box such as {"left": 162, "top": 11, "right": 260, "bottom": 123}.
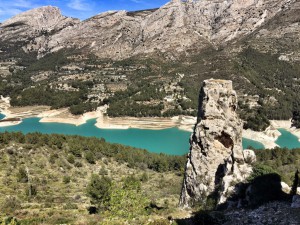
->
{"left": 280, "top": 182, "right": 291, "bottom": 194}
{"left": 243, "top": 149, "right": 256, "bottom": 164}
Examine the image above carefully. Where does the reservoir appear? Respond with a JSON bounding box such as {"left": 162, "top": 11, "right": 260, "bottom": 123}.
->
{"left": 0, "top": 115, "right": 265, "bottom": 155}
{"left": 275, "top": 128, "right": 300, "bottom": 149}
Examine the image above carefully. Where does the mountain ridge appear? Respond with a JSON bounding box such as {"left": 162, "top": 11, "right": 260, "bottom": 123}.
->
{"left": 1, "top": 0, "right": 300, "bottom": 130}
{"left": 0, "top": 0, "right": 296, "bottom": 60}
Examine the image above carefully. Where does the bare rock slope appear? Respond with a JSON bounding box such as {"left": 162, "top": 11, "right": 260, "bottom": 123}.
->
{"left": 0, "top": 0, "right": 296, "bottom": 60}
{"left": 0, "top": 6, "right": 79, "bottom": 58}
{"left": 179, "top": 79, "right": 253, "bottom": 207}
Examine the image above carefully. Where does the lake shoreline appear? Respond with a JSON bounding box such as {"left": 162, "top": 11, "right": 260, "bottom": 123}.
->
{"left": 1, "top": 97, "right": 300, "bottom": 149}
{"left": 0, "top": 97, "right": 196, "bottom": 132}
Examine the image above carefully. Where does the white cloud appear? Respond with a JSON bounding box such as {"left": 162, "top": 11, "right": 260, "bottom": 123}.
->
{"left": 67, "top": 0, "right": 92, "bottom": 11}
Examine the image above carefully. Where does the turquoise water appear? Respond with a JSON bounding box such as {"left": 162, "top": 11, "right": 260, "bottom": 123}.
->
{"left": 0, "top": 114, "right": 265, "bottom": 154}
{"left": 0, "top": 117, "right": 191, "bottom": 155}
{"left": 242, "top": 138, "right": 265, "bottom": 150}
{"left": 275, "top": 128, "right": 300, "bottom": 149}
{"left": 0, "top": 114, "right": 5, "bottom": 120}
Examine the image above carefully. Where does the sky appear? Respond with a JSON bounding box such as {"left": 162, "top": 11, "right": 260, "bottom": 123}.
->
{"left": 0, "top": 0, "right": 170, "bottom": 22}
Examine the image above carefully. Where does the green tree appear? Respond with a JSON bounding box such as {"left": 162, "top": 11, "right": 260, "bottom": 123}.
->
{"left": 86, "top": 174, "right": 112, "bottom": 209}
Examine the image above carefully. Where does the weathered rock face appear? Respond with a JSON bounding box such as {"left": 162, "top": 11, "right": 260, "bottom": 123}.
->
{"left": 0, "top": 6, "right": 79, "bottom": 58}
{"left": 179, "top": 79, "right": 253, "bottom": 208}
{"left": 0, "top": 0, "right": 297, "bottom": 60}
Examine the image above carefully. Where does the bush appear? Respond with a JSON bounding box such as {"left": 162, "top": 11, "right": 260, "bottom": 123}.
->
{"left": 247, "top": 164, "right": 277, "bottom": 182}
{"left": 49, "top": 153, "right": 58, "bottom": 164}
{"left": 16, "top": 167, "right": 28, "bottom": 183}
{"left": 1, "top": 196, "right": 21, "bottom": 214}
{"left": 67, "top": 154, "right": 75, "bottom": 164}
{"left": 108, "top": 178, "right": 150, "bottom": 219}
{"left": 25, "top": 185, "right": 37, "bottom": 197}
{"left": 85, "top": 151, "right": 96, "bottom": 164}
{"left": 63, "top": 176, "right": 71, "bottom": 184}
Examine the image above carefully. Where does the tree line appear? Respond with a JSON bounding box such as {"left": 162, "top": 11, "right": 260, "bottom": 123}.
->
{"left": 0, "top": 132, "right": 186, "bottom": 173}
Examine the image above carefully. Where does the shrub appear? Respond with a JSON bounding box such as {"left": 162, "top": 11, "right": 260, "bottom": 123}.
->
{"left": 49, "top": 153, "right": 58, "bottom": 164}
{"left": 25, "top": 184, "right": 37, "bottom": 197}
{"left": 1, "top": 196, "right": 21, "bottom": 214}
{"left": 16, "top": 167, "right": 28, "bottom": 183}
{"left": 67, "top": 154, "right": 75, "bottom": 164}
{"left": 85, "top": 151, "right": 96, "bottom": 164}
{"left": 63, "top": 176, "right": 71, "bottom": 184}
{"left": 108, "top": 179, "right": 150, "bottom": 219}
{"left": 247, "top": 164, "right": 277, "bottom": 182}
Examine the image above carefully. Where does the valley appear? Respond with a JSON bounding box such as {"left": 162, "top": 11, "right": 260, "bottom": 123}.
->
{"left": 0, "top": 0, "right": 300, "bottom": 132}
{"left": 1, "top": 0, "right": 300, "bottom": 224}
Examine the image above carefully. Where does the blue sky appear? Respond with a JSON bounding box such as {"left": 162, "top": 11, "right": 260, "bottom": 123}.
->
{"left": 0, "top": 0, "right": 170, "bottom": 22}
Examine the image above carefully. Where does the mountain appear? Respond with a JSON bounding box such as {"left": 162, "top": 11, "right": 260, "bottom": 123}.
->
{"left": 0, "top": 0, "right": 300, "bottom": 130}
{"left": 0, "top": 0, "right": 296, "bottom": 59}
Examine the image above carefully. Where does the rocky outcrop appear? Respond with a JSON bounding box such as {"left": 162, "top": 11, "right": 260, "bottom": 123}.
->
{"left": 179, "top": 79, "right": 253, "bottom": 208}
{"left": 0, "top": 0, "right": 296, "bottom": 60}
{"left": 0, "top": 6, "right": 79, "bottom": 58}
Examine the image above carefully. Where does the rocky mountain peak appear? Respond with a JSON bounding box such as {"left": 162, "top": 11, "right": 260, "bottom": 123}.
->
{"left": 0, "top": 0, "right": 297, "bottom": 60}
{"left": 0, "top": 5, "right": 79, "bottom": 47}
{"left": 179, "top": 79, "right": 254, "bottom": 208}
{"left": 1, "top": 6, "right": 63, "bottom": 30}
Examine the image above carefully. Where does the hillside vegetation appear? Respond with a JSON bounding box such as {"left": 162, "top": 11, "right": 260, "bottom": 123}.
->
{"left": 0, "top": 132, "right": 300, "bottom": 224}
{"left": 1, "top": 44, "right": 300, "bottom": 131}
{"left": 0, "top": 132, "right": 186, "bottom": 224}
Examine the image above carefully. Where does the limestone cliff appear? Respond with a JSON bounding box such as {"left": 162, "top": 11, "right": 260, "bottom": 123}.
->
{"left": 179, "top": 79, "right": 253, "bottom": 208}
{"left": 0, "top": 0, "right": 296, "bottom": 60}
{"left": 0, "top": 6, "right": 79, "bottom": 58}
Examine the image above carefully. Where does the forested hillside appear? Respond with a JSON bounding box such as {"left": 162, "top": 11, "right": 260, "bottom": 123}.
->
{"left": 0, "top": 132, "right": 299, "bottom": 224}
{"left": 0, "top": 132, "right": 185, "bottom": 224}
